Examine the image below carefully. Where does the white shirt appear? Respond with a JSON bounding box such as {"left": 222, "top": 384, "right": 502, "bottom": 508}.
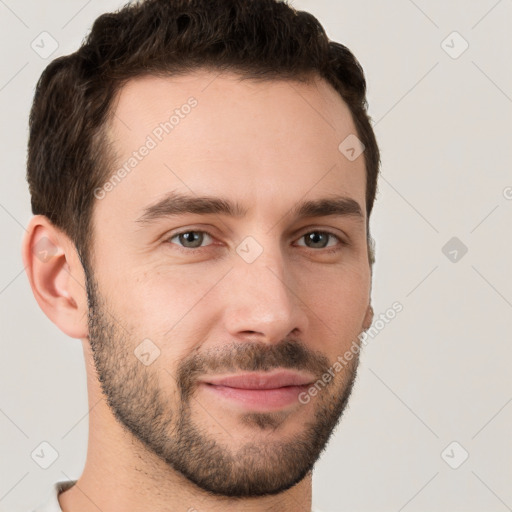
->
{"left": 32, "top": 480, "right": 325, "bottom": 511}
{"left": 32, "top": 480, "right": 76, "bottom": 512}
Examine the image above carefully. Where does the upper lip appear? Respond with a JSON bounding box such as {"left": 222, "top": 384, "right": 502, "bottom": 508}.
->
{"left": 199, "top": 370, "right": 315, "bottom": 389}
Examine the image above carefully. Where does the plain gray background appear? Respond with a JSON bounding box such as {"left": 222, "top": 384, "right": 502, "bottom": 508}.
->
{"left": 1, "top": 1, "right": 511, "bottom": 511}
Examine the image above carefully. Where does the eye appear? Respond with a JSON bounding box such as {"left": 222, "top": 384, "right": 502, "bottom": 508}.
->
{"left": 165, "top": 229, "right": 346, "bottom": 253}
{"left": 167, "top": 230, "right": 214, "bottom": 250}
{"left": 295, "top": 231, "right": 345, "bottom": 251}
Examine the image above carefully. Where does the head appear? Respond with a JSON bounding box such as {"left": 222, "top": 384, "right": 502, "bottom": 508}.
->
{"left": 24, "top": 0, "right": 380, "bottom": 499}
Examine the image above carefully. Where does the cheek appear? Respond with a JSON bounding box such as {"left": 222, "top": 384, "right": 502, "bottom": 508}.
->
{"left": 107, "top": 264, "right": 224, "bottom": 348}
{"left": 303, "top": 258, "right": 370, "bottom": 306}
{"left": 302, "top": 266, "right": 370, "bottom": 349}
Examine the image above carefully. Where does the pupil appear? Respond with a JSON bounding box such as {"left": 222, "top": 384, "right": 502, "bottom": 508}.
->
{"left": 308, "top": 232, "right": 325, "bottom": 247}
{"left": 182, "top": 232, "right": 201, "bottom": 247}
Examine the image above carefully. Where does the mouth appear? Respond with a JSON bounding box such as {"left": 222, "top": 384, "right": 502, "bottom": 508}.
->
{"left": 197, "top": 370, "right": 315, "bottom": 411}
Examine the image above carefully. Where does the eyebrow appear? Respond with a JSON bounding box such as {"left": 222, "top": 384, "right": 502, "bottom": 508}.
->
{"left": 135, "top": 191, "right": 364, "bottom": 226}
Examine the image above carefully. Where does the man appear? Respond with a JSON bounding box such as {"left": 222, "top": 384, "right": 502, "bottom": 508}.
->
{"left": 22, "top": 0, "right": 380, "bottom": 510}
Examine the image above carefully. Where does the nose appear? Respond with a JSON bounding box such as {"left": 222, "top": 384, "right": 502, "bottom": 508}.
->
{"left": 221, "top": 240, "right": 309, "bottom": 345}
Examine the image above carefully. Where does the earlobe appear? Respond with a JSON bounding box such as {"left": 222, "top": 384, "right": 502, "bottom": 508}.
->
{"left": 362, "top": 304, "right": 374, "bottom": 331}
{"left": 21, "top": 215, "right": 89, "bottom": 339}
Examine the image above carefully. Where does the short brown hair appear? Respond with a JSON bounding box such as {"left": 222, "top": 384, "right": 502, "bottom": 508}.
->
{"left": 27, "top": 0, "right": 380, "bottom": 271}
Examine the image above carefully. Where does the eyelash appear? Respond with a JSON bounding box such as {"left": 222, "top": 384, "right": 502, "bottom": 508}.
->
{"left": 165, "top": 229, "right": 348, "bottom": 255}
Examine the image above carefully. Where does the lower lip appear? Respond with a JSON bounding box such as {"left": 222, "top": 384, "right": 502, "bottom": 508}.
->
{"left": 199, "top": 383, "right": 310, "bottom": 411}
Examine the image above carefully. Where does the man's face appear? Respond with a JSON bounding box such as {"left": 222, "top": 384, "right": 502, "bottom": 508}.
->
{"left": 85, "top": 71, "right": 372, "bottom": 497}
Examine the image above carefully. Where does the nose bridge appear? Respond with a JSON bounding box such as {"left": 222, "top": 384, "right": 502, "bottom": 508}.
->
{"left": 223, "top": 233, "right": 306, "bottom": 341}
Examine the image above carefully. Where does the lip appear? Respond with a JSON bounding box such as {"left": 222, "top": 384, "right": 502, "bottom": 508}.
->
{"left": 197, "top": 370, "right": 315, "bottom": 411}
{"left": 199, "top": 370, "right": 316, "bottom": 389}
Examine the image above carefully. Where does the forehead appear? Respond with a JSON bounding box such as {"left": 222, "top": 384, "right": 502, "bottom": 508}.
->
{"left": 99, "top": 70, "right": 366, "bottom": 225}
{"left": 110, "top": 70, "right": 358, "bottom": 154}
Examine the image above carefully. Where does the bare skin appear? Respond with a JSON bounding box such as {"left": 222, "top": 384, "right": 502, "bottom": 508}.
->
{"left": 22, "top": 70, "right": 374, "bottom": 512}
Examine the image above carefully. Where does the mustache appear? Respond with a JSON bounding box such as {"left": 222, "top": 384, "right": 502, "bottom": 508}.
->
{"left": 176, "top": 338, "right": 331, "bottom": 400}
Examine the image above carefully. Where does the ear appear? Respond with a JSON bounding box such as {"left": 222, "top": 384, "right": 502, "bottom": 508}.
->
{"left": 362, "top": 303, "right": 374, "bottom": 331}
{"left": 21, "top": 215, "right": 89, "bottom": 339}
